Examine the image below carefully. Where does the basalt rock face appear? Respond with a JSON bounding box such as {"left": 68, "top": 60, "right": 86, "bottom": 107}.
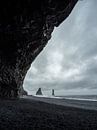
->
{"left": 36, "top": 88, "right": 43, "bottom": 95}
{"left": 0, "top": 0, "right": 78, "bottom": 98}
{"left": 19, "top": 86, "right": 28, "bottom": 96}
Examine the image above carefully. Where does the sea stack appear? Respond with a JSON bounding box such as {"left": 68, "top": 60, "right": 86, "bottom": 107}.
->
{"left": 52, "top": 89, "right": 55, "bottom": 96}
{"left": 36, "top": 88, "right": 43, "bottom": 95}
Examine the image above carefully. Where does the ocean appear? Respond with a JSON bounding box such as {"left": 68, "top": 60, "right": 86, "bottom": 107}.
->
{"left": 58, "top": 95, "right": 97, "bottom": 101}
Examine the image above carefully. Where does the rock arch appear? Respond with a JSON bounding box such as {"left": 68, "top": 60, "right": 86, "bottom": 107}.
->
{"left": 0, "top": 0, "right": 78, "bottom": 98}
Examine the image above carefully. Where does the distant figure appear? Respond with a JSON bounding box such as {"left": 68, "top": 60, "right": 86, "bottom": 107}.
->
{"left": 52, "top": 89, "right": 55, "bottom": 96}
{"left": 36, "top": 88, "right": 43, "bottom": 95}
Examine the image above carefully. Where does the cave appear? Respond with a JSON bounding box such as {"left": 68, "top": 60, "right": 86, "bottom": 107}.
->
{"left": 0, "top": 0, "right": 78, "bottom": 98}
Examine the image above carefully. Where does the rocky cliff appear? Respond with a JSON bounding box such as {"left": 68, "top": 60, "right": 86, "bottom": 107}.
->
{"left": 0, "top": 0, "right": 78, "bottom": 98}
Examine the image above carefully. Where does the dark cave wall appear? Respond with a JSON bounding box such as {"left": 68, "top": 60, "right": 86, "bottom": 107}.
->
{"left": 0, "top": 0, "right": 78, "bottom": 98}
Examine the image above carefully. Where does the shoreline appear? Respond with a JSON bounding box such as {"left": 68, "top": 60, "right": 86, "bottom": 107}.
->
{"left": 22, "top": 95, "right": 97, "bottom": 111}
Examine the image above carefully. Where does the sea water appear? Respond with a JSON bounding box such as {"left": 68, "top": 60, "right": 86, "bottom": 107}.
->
{"left": 58, "top": 95, "right": 97, "bottom": 101}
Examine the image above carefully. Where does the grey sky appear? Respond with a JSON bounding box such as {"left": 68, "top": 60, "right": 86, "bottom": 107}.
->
{"left": 24, "top": 0, "right": 97, "bottom": 95}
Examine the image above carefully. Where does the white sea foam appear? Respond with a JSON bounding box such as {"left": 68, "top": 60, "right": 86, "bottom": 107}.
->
{"left": 24, "top": 95, "right": 97, "bottom": 102}
{"left": 62, "top": 97, "right": 97, "bottom": 102}
{"left": 34, "top": 95, "right": 62, "bottom": 99}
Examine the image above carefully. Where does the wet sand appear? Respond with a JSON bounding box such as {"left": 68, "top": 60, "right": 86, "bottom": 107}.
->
{"left": 0, "top": 97, "right": 97, "bottom": 130}
{"left": 24, "top": 95, "right": 97, "bottom": 111}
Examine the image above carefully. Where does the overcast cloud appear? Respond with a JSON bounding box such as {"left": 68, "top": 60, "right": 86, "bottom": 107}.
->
{"left": 24, "top": 0, "right": 97, "bottom": 95}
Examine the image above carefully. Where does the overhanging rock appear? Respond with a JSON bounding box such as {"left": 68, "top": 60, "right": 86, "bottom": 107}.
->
{"left": 0, "top": 0, "right": 78, "bottom": 98}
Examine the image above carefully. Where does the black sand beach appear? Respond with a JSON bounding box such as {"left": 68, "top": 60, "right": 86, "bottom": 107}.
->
{"left": 0, "top": 97, "right": 97, "bottom": 130}
{"left": 24, "top": 95, "right": 97, "bottom": 111}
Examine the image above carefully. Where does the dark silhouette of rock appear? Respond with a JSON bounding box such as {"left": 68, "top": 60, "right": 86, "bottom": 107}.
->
{"left": 22, "top": 89, "right": 28, "bottom": 96}
{"left": 19, "top": 86, "right": 28, "bottom": 96}
{"left": 0, "top": 0, "right": 78, "bottom": 98}
{"left": 52, "top": 89, "right": 55, "bottom": 96}
{"left": 36, "top": 88, "right": 43, "bottom": 95}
